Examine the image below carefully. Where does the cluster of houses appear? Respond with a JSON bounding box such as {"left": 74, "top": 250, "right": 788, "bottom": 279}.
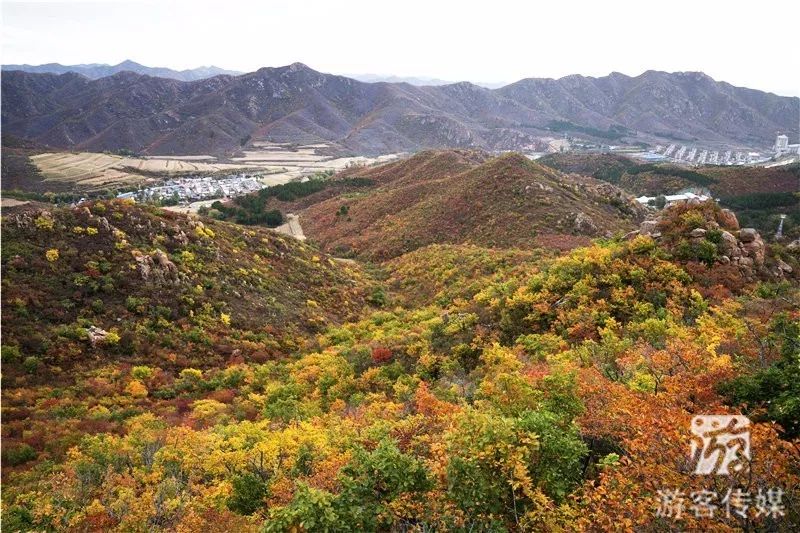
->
{"left": 651, "top": 144, "right": 769, "bottom": 166}
{"left": 118, "top": 174, "right": 265, "bottom": 204}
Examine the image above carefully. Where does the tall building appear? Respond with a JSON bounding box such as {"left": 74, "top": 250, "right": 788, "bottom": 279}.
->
{"left": 775, "top": 134, "right": 789, "bottom": 152}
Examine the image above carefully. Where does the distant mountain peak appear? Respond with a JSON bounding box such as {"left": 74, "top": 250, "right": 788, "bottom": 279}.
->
{"left": 287, "top": 62, "right": 312, "bottom": 71}
{"left": 1, "top": 60, "right": 242, "bottom": 81}
{"left": 117, "top": 59, "right": 144, "bottom": 68}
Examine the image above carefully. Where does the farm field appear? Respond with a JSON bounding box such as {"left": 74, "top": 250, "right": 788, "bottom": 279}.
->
{"left": 29, "top": 152, "right": 259, "bottom": 192}
{"left": 231, "top": 142, "right": 401, "bottom": 168}
{"left": 24, "top": 144, "right": 402, "bottom": 194}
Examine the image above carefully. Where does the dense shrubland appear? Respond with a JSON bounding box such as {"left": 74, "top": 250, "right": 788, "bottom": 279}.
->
{"left": 2, "top": 199, "right": 799, "bottom": 531}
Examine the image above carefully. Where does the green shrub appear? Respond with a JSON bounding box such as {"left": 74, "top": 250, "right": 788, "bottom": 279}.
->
{"left": 226, "top": 472, "right": 269, "bottom": 515}
{"left": 674, "top": 239, "right": 717, "bottom": 265}
{"left": 131, "top": 366, "right": 154, "bottom": 380}
{"left": 366, "top": 286, "right": 388, "bottom": 307}
{"left": 1, "top": 344, "right": 22, "bottom": 363}
{"left": 23, "top": 356, "right": 40, "bottom": 374}
{"left": 2, "top": 443, "right": 37, "bottom": 466}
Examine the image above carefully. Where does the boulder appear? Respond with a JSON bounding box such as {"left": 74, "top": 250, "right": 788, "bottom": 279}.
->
{"left": 742, "top": 236, "right": 765, "bottom": 266}
{"left": 640, "top": 220, "right": 659, "bottom": 236}
{"left": 133, "top": 249, "right": 180, "bottom": 285}
{"left": 87, "top": 326, "right": 110, "bottom": 347}
{"left": 739, "top": 228, "right": 758, "bottom": 243}
{"left": 173, "top": 231, "right": 189, "bottom": 246}
{"left": 776, "top": 258, "right": 793, "bottom": 273}
{"left": 574, "top": 212, "right": 598, "bottom": 234}
{"left": 97, "top": 217, "right": 111, "bottom": 232}
{"left": 689, "top": 228, "right": 707, "bottom": 239}
{"left": 719, "top": 231, "right": 739, "bottom": 255}
{"left": 11, "top": 212, "right": 34, "bottom": 229}
{"left": 718, "top": 209, "right": 740, "bottom": 230}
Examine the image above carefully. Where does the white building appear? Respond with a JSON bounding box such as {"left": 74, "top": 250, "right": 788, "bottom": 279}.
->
{"left": 774, "top": 133, "right": 800, "bottom": 156}
{"left": 635, "top": 191, "right": 711, "bottom": 207}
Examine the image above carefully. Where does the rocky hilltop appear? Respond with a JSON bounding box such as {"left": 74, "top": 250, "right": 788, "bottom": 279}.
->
{"left": 633, "top": 200, "right": 794, "bottom": 282}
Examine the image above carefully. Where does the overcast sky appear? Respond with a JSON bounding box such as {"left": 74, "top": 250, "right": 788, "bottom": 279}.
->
{"left": 2, "top": 0, "right": 799, "bottom": 96}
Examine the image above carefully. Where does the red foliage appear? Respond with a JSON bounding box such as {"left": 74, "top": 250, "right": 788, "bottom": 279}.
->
{"left": 371, "top": 346, "right": 393, "bottom": 364}
{"left": 208, "top": 388, "right": 236, "bottom": 404}
{"left": 226, "top": 353, "right": 245, "bottom": 366}
{"left": 174, "top": 397, "right": 192, "bottom": 414}
{"left": 77, "top": 418, "right": 116, "bottom": 435}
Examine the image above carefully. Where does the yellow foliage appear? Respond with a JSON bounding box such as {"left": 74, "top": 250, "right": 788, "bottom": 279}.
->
{"left": 195, "top": 225, "right": 215, "bottom": 239}
{"left": 45, "top": 249, "right": 60, "bottom": 262}
{"left": 104, "top": 330, "right": 121, "bottom": 345}
{"left": 34, "top": 215, "right": 54, "bottom": 230}
{"left": 180, "top": 368, "right": 203, "bottom": 381}
{"left": 125, "top": 379, "right": 148, "bottom": 398}
{"left": 191, "top": 399, "right": 228, "bottom": 423}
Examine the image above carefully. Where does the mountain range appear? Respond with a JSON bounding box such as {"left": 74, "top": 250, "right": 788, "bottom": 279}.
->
{"left": 1, "top": 59, "right": 240, "bottom": 81}
{"left": 3, "top": 63, "right": 797, "bottom": 156}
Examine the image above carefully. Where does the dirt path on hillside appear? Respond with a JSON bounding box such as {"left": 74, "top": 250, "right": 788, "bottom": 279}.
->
{"left": 273, "top": 213, "right": 306, "bottom": 241}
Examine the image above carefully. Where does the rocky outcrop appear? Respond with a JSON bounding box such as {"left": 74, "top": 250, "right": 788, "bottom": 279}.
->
{"left": 639, "top": 202, "right": 785, "bottom": 280}
{"left": 718, "top": 209, "right": 740, "bottom": 231}
{"left": 739, "top": 229, "right": 765, "bottom": 267}
{"left": 574, "top": 212, "right": 598, "bottom": 234}
{"left": 132, "top": 249, "right": 180, "bottom": 285}
{"left": 87, "top": 326, "right": 110, "bottom": 347}
{"left": 719, "top": 231, "right": 740, "bottom": 258}
{"left": 639, "top": 219, "right": 659, "bottom": 237}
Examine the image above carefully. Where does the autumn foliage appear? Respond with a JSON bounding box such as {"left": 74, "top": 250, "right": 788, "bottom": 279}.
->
{"left": 1, "top": 200, "right": 799, "bottom": 531}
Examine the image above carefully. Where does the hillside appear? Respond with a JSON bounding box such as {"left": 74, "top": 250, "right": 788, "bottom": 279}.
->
{"left": 540, "top": 153, "right": 800, "bottom": 239}
{"left": 2, "top": 60, "right": 240, "bottom": 81}
{"left": 298, "top": 151, "right": 643, "bottom": 260}
{"left": 3, "top": 65, "right": 797, "bottom": 155}
{"left": 1, "top": 200, "right": 373, "bottom": 376}
{"left": 2, "top": 197, "right": 799, "bottom": 531}
{"left": 540, "top": 153, "right": 800, "bottom": 197}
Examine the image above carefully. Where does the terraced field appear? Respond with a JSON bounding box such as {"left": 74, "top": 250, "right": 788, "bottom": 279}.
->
{"left": 30, "top": 152, "right": 258, "bottom": 190}
{"left": 14, "top": 143, "right": 402, "bottom": 195}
